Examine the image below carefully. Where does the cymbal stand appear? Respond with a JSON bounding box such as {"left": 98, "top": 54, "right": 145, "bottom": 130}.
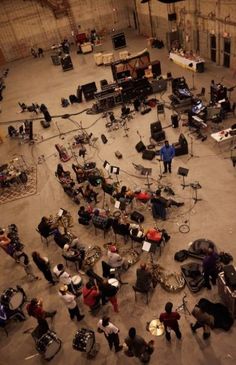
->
{"left": 176, "top": 293, "right": 191, "bottom": 315}
{"left": 156, "top": 158, "right": 165, "bottom": 181}
{"left": 187, "top": 136, "right": 200, "bottom": 161}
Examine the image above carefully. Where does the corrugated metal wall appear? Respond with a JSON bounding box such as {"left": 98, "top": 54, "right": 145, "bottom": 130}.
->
{"left": 0, "top": 0, "right": 129, "bottom": 62}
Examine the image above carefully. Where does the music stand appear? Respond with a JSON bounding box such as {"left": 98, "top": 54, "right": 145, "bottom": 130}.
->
{"left": 110, "top": 166, "right": 121, "bottom": 185}
{"left": 190, "top": 182, "right": 202, "bottom": 204}
{"left": 178, "top": 167, "right": 189, "bottom": 189}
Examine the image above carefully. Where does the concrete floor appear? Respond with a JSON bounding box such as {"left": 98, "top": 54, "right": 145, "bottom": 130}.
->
{"left": 0, "top": 29, "right": 236, "bottom": 365}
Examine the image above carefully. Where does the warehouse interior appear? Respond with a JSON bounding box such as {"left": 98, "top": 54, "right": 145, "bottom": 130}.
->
{"left": 0, "top": 1, "right": 236, "bottom": 364}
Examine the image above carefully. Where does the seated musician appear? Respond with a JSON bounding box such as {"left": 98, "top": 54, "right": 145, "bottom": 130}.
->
{"left": 151, "top": 189, "right": 184, "bottom": 220}
{"left": 84, "top": 184, "right": 99, "bottom": 204}
{"left": 135, "top": 262, "right": 153, "bottom": 292}
{"left": 72, "top": 163, "right": 86, "bottom": 183}
{"left": 92, "top": 209, "right": 113, "bottom": 230}
{"left": 62, "top": 244, "right": 85, "bottom": 270}
{"left": 134, "top": 188, "right": 151, "bottom": 203}
{"left": 114, "top": 186, "right": 134, "bottom": 204}
{"left": 129, "top": 223, "right": 145, "bottom": 242}
{"left": 112, "top": 217, "right": 130, "bottom": 237}
{"left": 78, "top": 206, "right": 92, "bottom": 224}
{"left": 37, "top": 217, "right": 56, "bottom": 238}
{"left": 121, "top": 104, "right": 131, "bottom": 117}
{"left": 145, "top": 227, "right": 170, "bottom": 243}
{"left": 107, "top": 245, "right": 129, "bottom": 270}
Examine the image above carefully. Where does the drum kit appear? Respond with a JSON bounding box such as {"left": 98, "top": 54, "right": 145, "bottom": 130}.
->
{"left": 73, "top": 328, "right": 99, "bottom": 358}
{"left": 0, "top": 286, "right": 26, "bottom": 311}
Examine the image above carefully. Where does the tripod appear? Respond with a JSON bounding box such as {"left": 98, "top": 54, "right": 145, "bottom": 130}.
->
{"left": 176, "top": 293, "right": 191, "bottom": 315}
{"left": 187, "top": 137, "right": 200, "bottom": 161}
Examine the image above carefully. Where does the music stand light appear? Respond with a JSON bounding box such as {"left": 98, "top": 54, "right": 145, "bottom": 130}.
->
{"left": 178, "top": 167, "right": 189, "bottom": 189}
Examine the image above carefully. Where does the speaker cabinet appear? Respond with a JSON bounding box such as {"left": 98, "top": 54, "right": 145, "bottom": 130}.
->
{"left": 112, "top": 32, "right": 126, "bottom": 50}
{"left": 171, "top": 114, "right": 179, "bottom": 128}
{"left": 150, "top": 121, "right": 162, "bottom": 134}
{"left": 135, "top": 141, "right": 146, "bottom": 153}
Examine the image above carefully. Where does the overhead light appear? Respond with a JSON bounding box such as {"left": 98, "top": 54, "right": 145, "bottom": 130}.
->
{"left": 158, "top": 1, "right": 184, "bottom": 3}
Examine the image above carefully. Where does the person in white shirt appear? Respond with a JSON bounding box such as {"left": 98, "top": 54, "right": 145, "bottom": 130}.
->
{"left": 53, "top": 263, "right": 74, "bottom": 293}
{"left": 107, "top": 246, "right": 128, "bottom": 270}
{"left": 58, "top": 285, "right": 84, "bottom": 321}
{"left": 97, "top": 316, "right": 123, "bottom": 352}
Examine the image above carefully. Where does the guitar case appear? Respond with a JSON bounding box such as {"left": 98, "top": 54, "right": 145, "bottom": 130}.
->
{"left": 181, "top": 262, "right": 205, "bottom": 293}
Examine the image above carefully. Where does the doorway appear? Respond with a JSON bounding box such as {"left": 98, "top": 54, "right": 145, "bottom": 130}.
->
{"left": 223, "top": 38, "right": 231, "bottom": 68}
{"left": 210, "top": 35, "right": 216, "bottom": 62}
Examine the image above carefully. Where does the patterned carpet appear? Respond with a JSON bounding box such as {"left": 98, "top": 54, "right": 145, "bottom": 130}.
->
{"left": 0, "top": 167, "right": 37, "bottom": 205}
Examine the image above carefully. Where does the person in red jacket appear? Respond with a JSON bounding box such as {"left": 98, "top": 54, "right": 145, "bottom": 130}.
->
{"left": 82, "top": 281, "right": 101, "bottom": 310}
{"left": 159, "top": 302, "right": 182, "bottom": 341}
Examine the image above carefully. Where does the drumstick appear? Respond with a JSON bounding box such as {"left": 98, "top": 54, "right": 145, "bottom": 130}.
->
{"left": 25, "top": 354, "right": 39, "bottom": 360}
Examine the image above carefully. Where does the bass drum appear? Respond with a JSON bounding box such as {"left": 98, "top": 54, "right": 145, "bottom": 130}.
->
{"left": 1, "top": 287, "right": 24, "bottom": 310}
{"left": 73, "top": 328, "right": 95, "bottom": 353}
{"left": 36, "top": 331, "right": 62, "bottom": 360}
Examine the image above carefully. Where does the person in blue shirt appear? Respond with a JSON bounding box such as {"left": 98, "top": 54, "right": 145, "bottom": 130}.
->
{"left": 160, "top": 140, "right": 175, "bottom": 173}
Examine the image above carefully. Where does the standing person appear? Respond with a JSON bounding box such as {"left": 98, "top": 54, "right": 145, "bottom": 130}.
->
{"left": 53, "top": 263, "right": 75, "bottom": 293}
{"left": 98, "top": 279, "right": 119, "bottom": 312}
{"left": 32, "top": 251, "right": 56, "bottom": 285}
{"left": 18, "top": 252, "right": 39, "bottom": 281}
{"left": 38, "top": 47, "right": 44, "bottom": 57}
{"left": 26, "top": 298, "right": 57, "bottom": 328}
{"left": 58, "top": 285, "right": 84, "bottom": 321}
{"left": 160, "top": 140, "right": 175, "bottom": 173}
{"left": 82, "top": 281, "right": 101, "bottom": 310}
{"left": 97, "top": 316, "right": 123, "bottom": 352}
{"left": 191, "top": 301, "right": 214, "bottom": 340}
{"left": 202, "top": 248, "right": 219, "bottom": 289}
{"left": 124, "top": 327, "right": 153, "bottom": 361}
{"left": 135, "top": 263, "right": 153, "bottom": 291}
{"left": 159, "top": 302, "right": 182, "bottom": 341}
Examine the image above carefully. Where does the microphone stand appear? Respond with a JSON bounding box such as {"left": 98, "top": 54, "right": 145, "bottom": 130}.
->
{"left": 187, "top": 136, "right": 200, "bottom": 161}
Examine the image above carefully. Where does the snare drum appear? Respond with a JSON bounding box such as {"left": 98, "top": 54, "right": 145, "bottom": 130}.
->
{"left": 71, "top": 275, "right": 82, "bottom": 291}
{"left": 36, "top": 331, "right": 62, "bottom": 360}
{"left": 73, "top": 328, "right": 95, "bottom": 353}
{"left": 1, "top": 287, "right": 24, "bottom": 310}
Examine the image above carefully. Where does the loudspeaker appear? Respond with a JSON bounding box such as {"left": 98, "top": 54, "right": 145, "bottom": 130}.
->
{"left": 157, "top": 103, "right": 165, "bottom": 113}
{"left": 150, "top": 121, "right": 162, "bottom": 134}
{"left": 101, "top": 134, "right": 108, "bottom": 144}
{"left": 112, "top": 32, "right": 126, "bottom": 50}
{"left": 81, "top": 82, "right": 97, "bottom": 101}
{"left": 151, "top": 60, "right": 161, "bottom": 77}
{"left": 178, "top": 167, "right": 189, "bottom": 177}
{"left": 135, "top": 141, "right": 146, "bottom": 153}
{"left": 142, "top": 150, "right": 155, "bottom": 160}
{"left": 61, "top": 55, "right": 73, "bottom": 71}
{"left": 171, "top": 114, "right": 179, "bottom": 128}
{"left": 152, "top": 130, "right": 166, "bottom": 142}
{"left": 168, "top": 13, "right": 177, "bottom": 21}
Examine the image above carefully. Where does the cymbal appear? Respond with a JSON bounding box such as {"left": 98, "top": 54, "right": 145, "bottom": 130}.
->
{"left": 148, "top": 319, "right": 164, "bottom": 336}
